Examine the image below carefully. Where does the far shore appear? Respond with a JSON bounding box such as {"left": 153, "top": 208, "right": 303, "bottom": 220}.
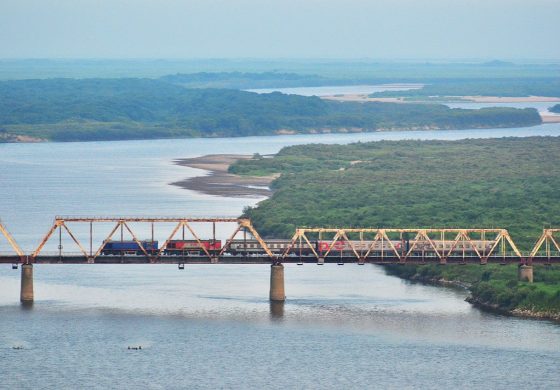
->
{"left": 322, "top": 94, "right": 560, "bottom": 104}
{"left": 172, "top": 154, "right": 277, "bottom": 198}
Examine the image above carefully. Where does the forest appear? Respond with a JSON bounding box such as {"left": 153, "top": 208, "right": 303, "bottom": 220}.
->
{"left": 0, "top": 78, "right": 541, "bottom": 142}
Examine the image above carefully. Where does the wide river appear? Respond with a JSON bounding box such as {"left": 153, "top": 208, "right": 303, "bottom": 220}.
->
{"left": 1, "top": 121, "right": 560, "bottom": 388}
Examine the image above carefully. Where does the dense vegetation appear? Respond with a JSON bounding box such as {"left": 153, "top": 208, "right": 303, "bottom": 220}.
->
{"left": 232, "top": 137, "right": 560, "bottom": 317}
{"left": 235, "top": 137, "right": 560, "bottom": 249}
{"left": 0, "top": 78, "right": 541, "bottom": 142}
{"left": 550, "top": 104, "right": 560, "bottom": 113}
{"left": 370, "top": 78, "right": 560, "bottom": 98}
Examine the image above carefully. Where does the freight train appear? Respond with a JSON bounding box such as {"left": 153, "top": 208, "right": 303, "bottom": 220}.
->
{"left": 229, "top": 239, "right": 495, "bottom": 256}
{"left": 100, "top": 238, "right": 495, "bottom": 257}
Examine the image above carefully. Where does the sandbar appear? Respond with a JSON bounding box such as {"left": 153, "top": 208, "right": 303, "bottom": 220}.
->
{"left": 172, "top": 154, "right": 276, "bottom": 198}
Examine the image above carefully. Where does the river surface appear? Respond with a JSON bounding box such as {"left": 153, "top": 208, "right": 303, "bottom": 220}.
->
{"left": 1, "top": 126, "right": 560, "bottom": 389}
{"left": 248, "top": 85, "right": 560, "bottom": 115}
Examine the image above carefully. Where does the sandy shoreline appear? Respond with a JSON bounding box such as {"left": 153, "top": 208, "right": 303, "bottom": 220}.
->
{"left": 172, "top": 154, "right": 276, "bottom": 198}
{"left": 542, "top": 115, "right": 560, "bottom": 123}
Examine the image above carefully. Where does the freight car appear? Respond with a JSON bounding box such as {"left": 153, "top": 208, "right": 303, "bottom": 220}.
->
{"left": 317, "top": 240, "right": 496, "bottom": 255}
{"left": 164, "top": 240, "right": 221, "bottom": 255}
{"left": 228, "top": 239, "right": 315, "bottom": 256}
{"left": 101, "top": 240, "right": 159, "bottom": 255}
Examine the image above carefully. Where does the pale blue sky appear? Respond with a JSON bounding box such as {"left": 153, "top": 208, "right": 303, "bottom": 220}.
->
{"left": 1, "top": 0, "right": 559, "bottom": 60}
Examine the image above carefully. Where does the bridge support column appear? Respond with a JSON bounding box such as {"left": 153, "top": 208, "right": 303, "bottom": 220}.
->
{"left": 269, "top": 264, "right": 285, "bottom": 302}
{"left": 518, "top": 265, "right": 533, "bottom": 283}
{"left": 20, "top": 264, "right": 34, "bottom": 303}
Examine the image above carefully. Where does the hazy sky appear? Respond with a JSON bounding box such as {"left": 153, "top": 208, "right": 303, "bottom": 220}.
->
{"left": 1, "top": 0, "right": 559, "bottom": 60}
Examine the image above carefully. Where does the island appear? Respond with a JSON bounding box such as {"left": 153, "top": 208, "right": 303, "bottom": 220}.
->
{"left": 0, "top": 78, "right": 542, "bottom": 142}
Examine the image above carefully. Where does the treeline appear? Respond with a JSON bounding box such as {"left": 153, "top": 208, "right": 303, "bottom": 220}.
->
{"left": 370, "top": 78, "right": 560, "bottom": 98}
{"left": 0, "top": 78, "right": 541, "bottom": 142}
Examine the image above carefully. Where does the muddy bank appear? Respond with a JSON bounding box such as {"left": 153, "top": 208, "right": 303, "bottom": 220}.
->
{"left": 172, "top": 154, "right": 276, "bottom": 198}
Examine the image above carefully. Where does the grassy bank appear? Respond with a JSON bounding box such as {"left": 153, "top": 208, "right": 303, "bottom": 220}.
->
{"left": 230, "top": 137, "right": 560, "bottom": 319}
{"left": 384, "top": 264, "right": 560, "bottom": 321}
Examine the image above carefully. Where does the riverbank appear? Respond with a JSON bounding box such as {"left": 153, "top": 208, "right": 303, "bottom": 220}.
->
{"left": 383, "top": 264, "right": 560, "bottom": 323}
{"left": 172, "top": 154, "right": 276, "bottom": 198}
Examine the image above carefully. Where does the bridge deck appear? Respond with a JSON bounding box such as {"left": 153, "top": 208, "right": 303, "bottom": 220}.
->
{"left": 1, "top": 255, "right": 559, "bottom": 265}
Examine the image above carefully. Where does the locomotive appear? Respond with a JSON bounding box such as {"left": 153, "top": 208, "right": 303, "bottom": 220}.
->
{"left": 163, "top": 240, "right": 221, "bottom": 255}
{"left": 101, "top": 240, "right": 159, "bottom": 255}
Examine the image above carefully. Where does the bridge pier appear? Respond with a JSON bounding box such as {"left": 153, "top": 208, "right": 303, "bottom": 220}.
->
{"left": 518, "top": 265, "right": 533, "bottom": 283}
{"left": 20, "top": 264, "right": 34, "bottom": 304}
{"left": 269, "top": 264, "right": 285, "bottom": 302}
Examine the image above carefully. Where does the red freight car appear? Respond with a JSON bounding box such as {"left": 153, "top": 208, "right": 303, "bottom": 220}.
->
{"left": 164, "top": 240, "right": 221, "bottom": 255}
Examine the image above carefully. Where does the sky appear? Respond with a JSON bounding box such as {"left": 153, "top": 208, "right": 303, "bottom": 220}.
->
{"left": 0, "top": 0, "right": 559, "bottom": 60}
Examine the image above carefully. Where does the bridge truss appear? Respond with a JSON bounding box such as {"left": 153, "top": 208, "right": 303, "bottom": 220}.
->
{"left": 281, "top": 228, "right": 524, "bottom": 264}
{"left": 529, "top": 229, "right": 560, "bottom": 264}
{"left": 30, "top": 217, "right": 274, "bottom": 263}
{"left": 0, "top": 219, "right": 25, "bottom": 259}
{"left": 1, "top": 217, "right": 559, "bottom": 265}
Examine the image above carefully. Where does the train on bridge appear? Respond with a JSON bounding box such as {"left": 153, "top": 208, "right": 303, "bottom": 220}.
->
{"left": 98, "top": 238, "right": 494, "bottom": 257}
{"left": 1, "top": 218, "right": 559, "bottom": 266}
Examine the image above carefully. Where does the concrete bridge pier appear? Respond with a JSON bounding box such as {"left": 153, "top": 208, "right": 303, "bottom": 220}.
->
{"left": 269, "top": 264, "right": 285, "bottom": 302}
{"left": 20, "top": 264, "right": 34, "bottom": 304}
{"left": 518, "top": 264, "right": 533, "bottom": 283}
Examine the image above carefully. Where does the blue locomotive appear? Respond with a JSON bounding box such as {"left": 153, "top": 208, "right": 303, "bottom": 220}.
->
{"left": 101, "top": 240, "right": 159, "bottom": 255}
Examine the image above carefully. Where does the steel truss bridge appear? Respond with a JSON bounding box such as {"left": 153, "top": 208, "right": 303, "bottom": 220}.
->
{"left": 0, "top": 217, "right": 559, "bottom": 266}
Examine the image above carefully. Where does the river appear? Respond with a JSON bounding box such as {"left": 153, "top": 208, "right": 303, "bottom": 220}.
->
{"left": 248, "top": 84, "right": 560, "bottom": 116}
{"left": 1, "top": 126, "right": 560, "bottom": 389}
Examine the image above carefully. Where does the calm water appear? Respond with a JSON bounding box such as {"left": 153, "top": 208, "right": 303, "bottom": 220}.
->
{"left": 2, "top": 127, "right": 560, "bottom": 389}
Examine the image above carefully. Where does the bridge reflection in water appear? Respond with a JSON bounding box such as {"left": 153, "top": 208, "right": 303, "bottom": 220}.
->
{"left": 0, "top": 217, "right": 559, "bottom": 304}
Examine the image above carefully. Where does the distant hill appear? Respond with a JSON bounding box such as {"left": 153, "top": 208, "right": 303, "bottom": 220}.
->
{"left": 159, "top": 72, "right": 331, "bottom": 89}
